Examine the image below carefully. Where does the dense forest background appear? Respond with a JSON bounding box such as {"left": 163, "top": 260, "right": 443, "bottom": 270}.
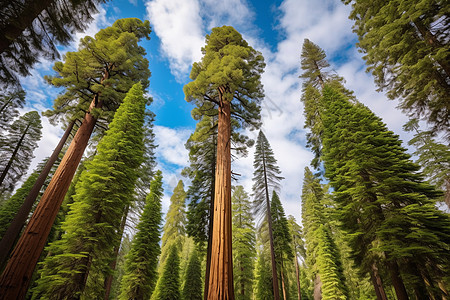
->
{"left": 0, "top": 0, "right": 448, "bottom": 299}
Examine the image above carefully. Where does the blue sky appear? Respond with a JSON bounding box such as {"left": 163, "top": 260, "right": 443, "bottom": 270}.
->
{"left": 19, "top": 0, "right": 418, "bottom": 223}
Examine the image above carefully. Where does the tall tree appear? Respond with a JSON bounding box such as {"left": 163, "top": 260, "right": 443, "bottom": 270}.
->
{"left": 152, "top": 245, "right": 181, "bottom": 300}
{"left": 343, "top": 0, "right": 450, "bottom": 138}
{"left": 25, "top": 83, "right": 147, "bottom": 299}
{"left": 252, "top": 130, "right": 284, "bottom": 300}
{"left": 404, "top": 119, "right": 450, "bottom": 209}
{"left": 301, "top": 167, "right": 348, "bottom": 300}
{"left": 0, "top": 0, "right": 105, "bottom": 84}
{"left": 319, "top": 85, "right": 450, "bottom": 299}
{"left": 254, "top": 244, "right": 273, "bottom": 300}
{"left": 232, "top": 186, "right": 256, "bottom": 300}
{"left": 119, "top": 171, "right": 164, "bottom": 300}
{"left": 0, "top": 19, "right": 151, "bottom": 299}
{"left": 0, "top": 88, "right": 25, "bottom": 133}
{"left": 0, "top": 111, "right": 42, "bottom": 193}
{"left": 271, "top": 191, "right": 294, "bottom": 300}
{"left": 184, "top": 25, "right": 265, "bottom": 299}
{"left": 182, "top": 248, "right": 203, "bottom": 300}
{"left": 287, "top": 216, "right": 306, "bottom": 300}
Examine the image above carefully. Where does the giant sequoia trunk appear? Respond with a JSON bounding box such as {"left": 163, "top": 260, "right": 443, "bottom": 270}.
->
{"left": 0, "top": 95, "right": 102, "bottom": 299}
{"left": 206, "top": 87, "right": 234, "bottom": 299}
{"left": 262, "top": 145, "right": 281, "bottom": 300}
{"left": 369, "top": 262, "right": 388, "bottom": 300}
{"left": 0, "top": 120, "right": 74, "bottom": 271}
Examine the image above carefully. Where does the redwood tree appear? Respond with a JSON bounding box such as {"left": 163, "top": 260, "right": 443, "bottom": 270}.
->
{"left": 0, "top": 18, "right": 151, "bottom": 299}
{"left": 184, "top": 25, "right": 265, "bottom": 299}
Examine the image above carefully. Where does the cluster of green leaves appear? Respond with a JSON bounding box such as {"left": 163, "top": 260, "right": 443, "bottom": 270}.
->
{"left": 152, "top": 245, "right": 181, "bottom": 300}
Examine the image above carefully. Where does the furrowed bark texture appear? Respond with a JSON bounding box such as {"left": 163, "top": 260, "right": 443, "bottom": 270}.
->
{"left": 206, "top": 88, "right": 234, "bottom": 300}
{"left": 0, "top": 120, "right": 75, "bottom": 271}
{"left": 0, "top": 97, "right": 102, "bottom": 299}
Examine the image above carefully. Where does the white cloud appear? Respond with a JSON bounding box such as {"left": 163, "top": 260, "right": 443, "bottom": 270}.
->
{"left": 154, "top": 125, "right": 191, "bottom": 167}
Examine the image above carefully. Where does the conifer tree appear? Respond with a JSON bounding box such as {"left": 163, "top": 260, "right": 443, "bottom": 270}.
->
{"left": 0, "top": 111, "right": 42, "bottom": 194}
{"left": 0, "top": 19, "right": 151, "bottom": 298}
{"left": 153, "top": 245, "right": 181, "bottom": 300}
{"left": 0, "top": 88, "right": 25, "bottom": 133}
{"left": 232, "top": 186, "right": 256, "bottom": 300}
{"left": 287, "top": 216, "right": 306, "bottom": 300}
{"left": 182, "top": 248, "right": 203, "bottom": 300}
{"left": 0, "top": 0, "right": 105, "bottom": 84}
{"left": 254, "top": 246, "right": 273, "bottom": 300}
{"left": 29, "top": 83, "right": 147, "bottom": 299}
{"left": 343, "top": 0, "right": 450, "bottom": 138}
{"left": 301, "top": 167, "right": 348, "bottom": 300}
{"left": 184, "top": 25, "right": 265, "bottom": 299}
{"left": 252, "top": 130, "right": 284, "bottom": 299}
{"left": 119, "top": 171, "right": 164, "bottom": 300}
{"left": 319, "top": 86, "right": 450, "bottom": 299}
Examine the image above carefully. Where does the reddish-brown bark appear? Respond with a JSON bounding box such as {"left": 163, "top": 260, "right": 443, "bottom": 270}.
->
{"left": 0, "top": 120, "right": 75, "bottom": 271}
{"left": 369, "top": 262, "right": 388, "bottom": 300}
{"left": 206, "top": 87, "right": 234, "bottom": 300}
{"left": 294, "top": 255, "right": 302, "bottom": 300}
{"left": 0, "top": 96, "right": 102, "bottom": 299}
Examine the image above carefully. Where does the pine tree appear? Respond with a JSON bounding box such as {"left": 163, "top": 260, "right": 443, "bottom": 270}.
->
{"left": 182, "top": 248, "right": 203, "bottom": 300}
{"left": 119, "top": 171, "right": 164, "bottom": 300}
{"left": 252, "top": 130, "right": 284, "bottom": 300}
{"left": 0, "top": 0, "right": 105, "bottom": 85}
{"left": 343, "top": 0, "right": 450, "bottom": 138}
{"left": 254, "top": 245, "right": 273, "bottom": 300}
{"left": 0, "top": 111, "right": 42, "bottom": 194}
{"left": 320, "top": 85, "right": 450, "bottom": 299}
{"left": 0, "top": 88, "right": 25, "bottom": 133}
{"left": 184, "top": 25, "right": 265, "bottom": 299}
{"left": 404, "top": 119, "right": 450, "bottom": 209}
{"left": 301, "top": 167, "right": 348, "bottom": 300}
{"left": 153, "top": 245, "right": 181, "bottom": 300}
{"left": 0, "top": 19, "right": 151, "bottom": 299}
{"left": 287, "top": 216, "right": 307, "bottom": 300}
{"left": 231, "top": 186, "right": 256, "bottom": 300}
{"left": 271, "top": 191, "right": 294, "bottom": 300}
{"left": 29, "top": 83, "right": 147, "bottom": 299}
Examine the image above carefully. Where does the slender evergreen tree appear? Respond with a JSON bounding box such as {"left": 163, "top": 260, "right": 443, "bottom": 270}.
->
{"left": 252, "top": 130, "right": 284, "bottom": 300}
{"left": 287, "top": 216, "right": 307, "bottom": 300}
{"left": 343, "top": 0, "right": 450, "bottom": 138}
{"left": 182, "top": 248, "right": 203, "bottom": 300}
{"left": 0, "top": 88, "right": 25, "bottom": 134}
{"left": 152, "top": 245, "right": 181, "bottom": 300}
{"left": 301, "top": 167, "right": 348, "bottom": 300}
{"left": 30, "top": 83, "right": 147, "bottom": 299}
{"left": 0, "top": 19, "right": 151, "bottom": 299}
{"left": 254, "top": 245, "right": 273, "bottom": 300}
{"left": 184, "top": 25, "right": 265, "bottom": 299}
{"left": 232, "top": 186, "right": 256, "bottom": 300}
{"left": 0, "top": 111, "right": 42, "bottom": 194}
{"left": 119, "top": 171, "right": 164, "bottom": 300}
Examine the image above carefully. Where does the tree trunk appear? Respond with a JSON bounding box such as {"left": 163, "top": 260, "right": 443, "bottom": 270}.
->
{"left": 262, "top": 144, "right": 281, "bottom": 300}
{"left": 206, "top": 86, "right": 234, "bottom": 299}
{"left": 387, "top": 259, "right": 409, "bottom": 300}
{"left": 294, "top": 254, "right": 302, "bottom": 300}
{"left": 313, "top": 274, "right": 322, "bottom": 300}
{"left": 0, "top": 95, "right": 102, "bottom": 299}
{"left": 280, "top": 261, "right": 287, "bottom": 300}
{"left": 204, "top": 131, "right": 216, "bottom": 300}
{"left": 104, "top": 205, "right": 129, "bottom": 300}
{"left": 0, "top": 120, "right": 75, "bottom": 271}
{"left": 0, "top": 123, "right": 31, "bottom": 187}
{"left": 0, "top": 0, "right": 55, "bottom": 53}
{"left": 369, "top": 262, "right": 388, "bottom": 300}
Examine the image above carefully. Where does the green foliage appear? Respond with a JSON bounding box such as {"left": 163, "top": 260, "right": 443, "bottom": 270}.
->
{"left": 344, "top": 0, "right": 450, "bottom": 138}
{"left": 232, "top": 186, "right": 256, "bottom": 300}
{"left": 0, "top": 88, "right": 25, "bottom": 133}
{"left": 0, "top": 110, "right": 42, "bottom": 193}
{"left": 153, "top": 245, "right": 181, "bottom": 300}
{"left": 0, "top": 0, "right": 106, "bottom": 84}
{"left": 44, "top": 18, "right": 151, "bottom": 128}
{"left": 254, "top": 247, "right": 273, "bottom": 300}
{"left": 301, "top": 167, "right": 348, "bottom": 300}
{"left": 33, "top": 83, "right": 147, "bottom": 299}
{"left": 320, "top": 85, "right": 450, "bottom": 298}
{"left": 182, "top": 248, "right": 203, "bottom": 300}
{"left": 119, "top": 171, "right": 164, "bottom": 300}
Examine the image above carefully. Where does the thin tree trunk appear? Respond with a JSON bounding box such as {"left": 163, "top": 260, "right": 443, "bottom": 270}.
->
{"left": 280, "top": 260, "right": 287, "bottom": 300}
{"left": 369, "top": 262, "right": 388, "bottom": 300}
{"left": 0, "top": 95, "right": 103, "bottom": 299}
{"left": 262, "top": 144, "right": 281, "bottom": 300}
{"left": 313, "top": 274, "right": 322, "bottom": 300}
{"left": 0, "top": 123, "right": 31, "bottom": 187}
{"left": 206, "top": 86, "right": 234, "bottom": 299}
{"left": 104, "top": 205, "right": 129, "bottom": 300}
{"left": 294, "top": 254, "right": 301, "bottom": 300}
{"left": 0, "top": 0, "right": 55, "bottom": 53}
{"left": 387, "top": 259, "right": 409, "bottom": 300}
{"left": 204, "top": 130, "right": 216, "bottom": 300}
{"left": 0, "top": 120, "right": 75, "bottom": 271}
